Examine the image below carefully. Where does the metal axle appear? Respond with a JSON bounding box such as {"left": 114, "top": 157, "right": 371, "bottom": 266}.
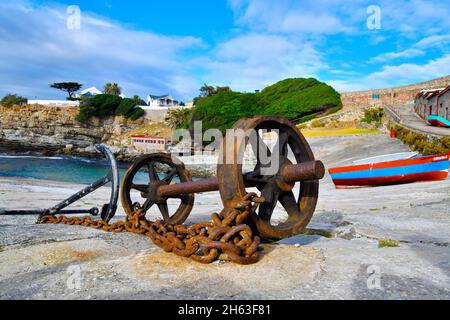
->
{"left": 158, "top": 160, "right": 325, "bottom": 198}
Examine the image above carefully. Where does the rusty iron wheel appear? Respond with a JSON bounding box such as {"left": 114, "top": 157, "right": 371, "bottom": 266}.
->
{"left": 217, "top": 116, "right": 319, "bottom": 241}
{"left": 120, "top": 153, "right": 194, "bottom": 224}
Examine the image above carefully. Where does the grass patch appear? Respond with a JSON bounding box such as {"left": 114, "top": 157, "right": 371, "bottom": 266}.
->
{"left": 302, "top": 228, "right": 335, "bottom": 238}
{"left": 301, "top": 127, "right": 381, "bottom": 138}
{"left": 378, "top": 239, "right": 400, "bottom": 248}
{"left": 369, "top": 208, "right": 380, "bottom": 212}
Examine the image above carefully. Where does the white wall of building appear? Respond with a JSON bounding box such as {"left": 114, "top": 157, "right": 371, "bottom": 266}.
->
{"left": 28, "top": 100, "right": 79, "bottom": 106}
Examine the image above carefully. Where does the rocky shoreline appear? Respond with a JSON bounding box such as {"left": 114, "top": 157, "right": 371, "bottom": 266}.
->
{"left": 0, "top": 141, "right": 217, "bottom": 178}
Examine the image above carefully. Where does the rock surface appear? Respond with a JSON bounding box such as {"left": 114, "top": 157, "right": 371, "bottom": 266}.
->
{"left": 1, "top": 134, "right": 450, "bottom": 299}
{"left": 0, "top": 105, "right": 153, "bottom": 160}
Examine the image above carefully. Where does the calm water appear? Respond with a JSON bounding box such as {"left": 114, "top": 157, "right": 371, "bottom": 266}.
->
{"left": 0, "top": 154, "right": 149, "bottom": 185}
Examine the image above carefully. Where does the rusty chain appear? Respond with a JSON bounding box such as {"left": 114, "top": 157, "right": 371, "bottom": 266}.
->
{"left": 38, "top": 193, "right": 265, "bottom": 265}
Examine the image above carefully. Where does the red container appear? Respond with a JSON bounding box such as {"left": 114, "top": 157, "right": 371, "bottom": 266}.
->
{"left": 390, "top": 129, "right": 396, "bottom": 138}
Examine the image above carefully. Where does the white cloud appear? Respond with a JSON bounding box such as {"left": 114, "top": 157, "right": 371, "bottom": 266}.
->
{"left": 370, "top": 48, "right": 425, "bottom": 62}
{"left": 369, "top": 32, "right": 450, "bottom": 63}
{"left": 198, "top": 34, "right": 326, "bottom": 92}
{"left": 415, "top": 34, "right": 450, "bottom": 48}
{"left": 377, "top": 0, "right": 450, "bottom": 36}
{"left": 229, "top": 0, "right": 355, "bottom": 35}
{"left": 331, "top": 55, "right": 450, "bottom": 92}
{"left": 0, "top": 2, "right": 203, "bottom": 100}
{"left": 367, "top": 55, "right": 450, "bottom": 84}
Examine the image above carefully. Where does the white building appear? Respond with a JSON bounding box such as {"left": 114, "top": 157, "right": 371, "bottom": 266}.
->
{"left": 76, "top": 86, "right": 102, "bottom": 98}
{"left": 146, "top": 94, "right": 179, "bottom": 108}
{"left": 131, "top": 135, "right": 166, "bottom": 153}
{"left": 28, "top": 100, "right": 79, "bottom": 107}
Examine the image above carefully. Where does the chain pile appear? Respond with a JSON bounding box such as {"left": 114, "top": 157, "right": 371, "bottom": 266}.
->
{"left": 38, "top": 193, "right": 265, "bottom": 265}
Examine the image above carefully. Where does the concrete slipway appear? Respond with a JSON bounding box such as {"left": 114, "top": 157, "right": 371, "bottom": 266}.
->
{"left": 0, "top": 134, "right": 449, "bottom": 299}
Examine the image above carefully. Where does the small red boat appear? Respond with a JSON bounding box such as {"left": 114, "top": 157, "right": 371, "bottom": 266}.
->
{"left": 329, "top": 152, "right": 450, "bottom": 189}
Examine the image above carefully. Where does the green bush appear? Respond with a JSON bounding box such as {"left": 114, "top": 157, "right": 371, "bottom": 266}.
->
{"left": 1, "top": 94, "right": 28, "bottom": 107}
{"left": 440, "top": 137, "right": 450, "bottom": 149}
{"left": 92, "top": 94, "right": 122, "bottom": 116}
{"left": 130, "top": 107, "right": 144, "bottom": 121}
{"left": 391, "top": 124, "right": 450, "bottom": 155}
{"left": 165, "top": 108, "right": 192, "bottom": 128}
{"left": 311, "top": 120, "right": 324, "bottom": 128}
{"left": 258, "top": 78, "right": 342, "bottom": 119}
{"left": 76, "top": 94, "right": 145, "bottom": 123}
{"left": 190, "top": 78, "right": 342, "bottom": 133}
{"left": 76, "top": 97, "right": 96, "bottom": 122}
{"left": 362, "top": 107, "right": 384, "bottom": 123}
{"left": 116, "top": 98, "right": 137, "bottom": 117}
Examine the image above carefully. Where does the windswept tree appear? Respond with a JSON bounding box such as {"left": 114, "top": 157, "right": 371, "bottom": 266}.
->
{"left": 199, "top": 84, "right": 231, "bottom": 98}
{"left": 50, "top": 82, "right": 83, "bottom": 99}
{"left": 104, "top": 83, "right": 122, "bottom": 96}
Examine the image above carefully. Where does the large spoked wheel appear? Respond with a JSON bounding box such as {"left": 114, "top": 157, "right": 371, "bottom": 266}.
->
{"left": 217, "top": 116, "right": 319, "bottom": 241}
{"left": 120, "top": 153, "right": 194, "bottom": 224}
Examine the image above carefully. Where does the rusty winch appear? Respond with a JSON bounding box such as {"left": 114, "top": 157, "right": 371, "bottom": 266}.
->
{"left": 1, "top": 116, "right": 325, "bottom": 265}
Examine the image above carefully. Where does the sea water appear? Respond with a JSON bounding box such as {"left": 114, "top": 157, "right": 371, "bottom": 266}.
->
{"left": 0, "top": 154, "right": 152, "bottom": 185}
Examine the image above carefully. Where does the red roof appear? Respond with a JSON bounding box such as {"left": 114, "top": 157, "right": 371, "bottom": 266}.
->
{"left": 438, "top": 85, "right": 450, "bottom": 97}
{"left": 131, "top": 135, "right": 165, "bottom": 139}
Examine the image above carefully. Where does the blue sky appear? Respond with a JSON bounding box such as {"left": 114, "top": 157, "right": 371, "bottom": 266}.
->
{"left": 1, "top": 0, "right": 449, "bottom": 101}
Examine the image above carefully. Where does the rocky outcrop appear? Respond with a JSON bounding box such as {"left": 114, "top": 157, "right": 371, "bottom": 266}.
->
{"left": 0, "top": 104, "right": 146, "bottom": 159}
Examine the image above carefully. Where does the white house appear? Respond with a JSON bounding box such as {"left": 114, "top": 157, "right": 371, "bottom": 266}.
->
{"left": 76, "top": 86, "right": 102, "bottom": 98}
{"left": 146, "top": 94, "right": 179, "bottom": 108}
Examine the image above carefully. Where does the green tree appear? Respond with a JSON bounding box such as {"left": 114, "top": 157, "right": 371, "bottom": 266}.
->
{"left": 191, "top": 78, "right": 342, "bottom": 133}
{"left": 116, "top": 98, "right": 137, "bottom": 117}
{"left": 77, "top": 95, "right": 145, "bottom": 123}
{"left": 132, "top": 95, "right": 144, "bottom": 105}
{"left": 165, "top": 108, "right": 192, "bottom": 128}
{"left": 50, "top": 82, "right": 83, "bottom": 98}
{"left": 103, "top": 83, "right": 122, "bottom": 96}
{"left": 1, "top": 94, "right": 28, "bottom": 107}
{"left": 198, "top": 84, "right": 231, "bottom": 98}
{"left": 130, "top": 108, "right": 145, "bottom": 121}
{"left": 76, "top": 96, "right": 96, "bottom": 123}
{"left": 199, "top": 84, "right": 216, "bottom": 98}
{"left": 93, "top": 94, "right": 122, "bottom": 116}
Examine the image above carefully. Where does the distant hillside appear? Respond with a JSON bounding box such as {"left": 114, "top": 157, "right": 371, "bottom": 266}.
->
{"left": 190, "top": 78, "right": 342, "bottom": 132}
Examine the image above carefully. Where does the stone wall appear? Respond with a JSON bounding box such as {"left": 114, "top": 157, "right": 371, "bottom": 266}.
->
{"left": 341, "top": 76, "right": 450, "bottom": 108}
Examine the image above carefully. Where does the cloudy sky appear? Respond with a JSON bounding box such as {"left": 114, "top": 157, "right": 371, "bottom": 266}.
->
{"left": 0, "top": 0, "right": 449, "bottom": 101}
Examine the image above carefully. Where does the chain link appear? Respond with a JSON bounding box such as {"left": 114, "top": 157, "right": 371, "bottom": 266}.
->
{"left": 38, "top": 193, "right": 265, "bottom": 265}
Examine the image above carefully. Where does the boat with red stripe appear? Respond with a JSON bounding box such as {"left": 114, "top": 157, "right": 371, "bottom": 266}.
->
{"left": 329, "top": 152, "right": 450, "bottom": 189}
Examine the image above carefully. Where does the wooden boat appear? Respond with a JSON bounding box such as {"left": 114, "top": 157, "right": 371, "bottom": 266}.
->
{"left": 427, "top": 115, "right": 450, "bottom": 128}
{"left": 329, "top": 152, "right": 450, "bottom": 189}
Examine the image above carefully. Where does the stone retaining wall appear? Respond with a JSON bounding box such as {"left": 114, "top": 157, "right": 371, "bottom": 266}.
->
{"left": 341, "top": 76, "right": 450, "bottom": 108}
